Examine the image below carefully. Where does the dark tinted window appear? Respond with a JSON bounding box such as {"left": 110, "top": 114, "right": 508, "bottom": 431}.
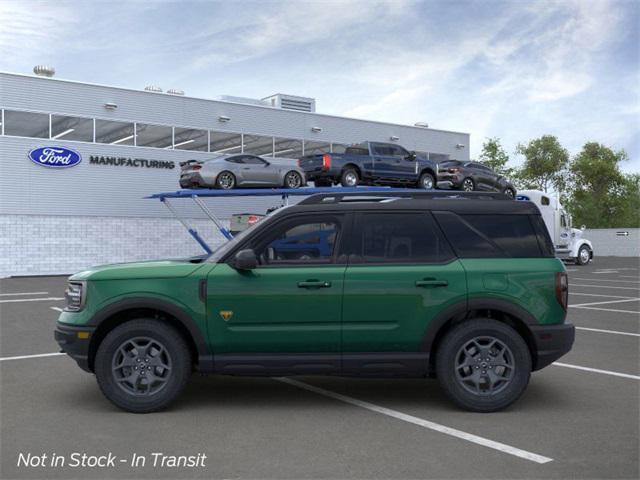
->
{"left": 242, "top": 155, "right": 267, "bottom": 165}
{"left": 530, "top": 215, "right": 555, "bottom": 257}
{"left": 345, "top": 147, "right": 369, "bottom": 156}
{"left": 356, "top": 213, "right": 454, "bottom": 264}
{"left": 434, "top": 212, "right": 501, "bottom": 258}
{"left": 462, "top": 215, "right": 541, "bottom": 257}
{"left": 255, "top": 217, "right": 340, "bottom": 265}
{"left": 225, "top": 156, "right": 244, "bottom": 164}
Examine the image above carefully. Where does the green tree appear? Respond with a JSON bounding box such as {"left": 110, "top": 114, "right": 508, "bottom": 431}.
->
{"left": 479, "top": 137, "right": 513, "bottom": 176}
{"left": 566, "top": 142, "right": 638, "bottom": 228}
{"left": 515, "top": 135, "right": 569, "bottom": 193}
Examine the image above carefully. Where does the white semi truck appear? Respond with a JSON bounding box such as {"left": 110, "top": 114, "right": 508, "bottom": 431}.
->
{"left": 516, "top": 190, "right": 593, "bottom": 265}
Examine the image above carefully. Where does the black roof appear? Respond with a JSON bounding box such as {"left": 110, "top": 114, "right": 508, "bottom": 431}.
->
{"left": 286, "top": 191, "right": 539, "bottom": 215}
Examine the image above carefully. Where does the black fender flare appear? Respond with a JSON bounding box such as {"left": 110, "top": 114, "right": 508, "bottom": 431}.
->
{"left": 87, "top": 297, "right": 212, "bottom": 371}
{"left": 421, "top": 297, "right": 538, "bottom": 352}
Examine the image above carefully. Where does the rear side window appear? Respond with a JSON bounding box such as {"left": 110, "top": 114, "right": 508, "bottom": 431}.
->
{"left": 355, "top": 213, "right": 454, "bottom": 264}
{"left": 530, "top": 215, "right": 555, "bottom": 257}
{"left": 434, "top": 212, "right": 542, "bottom": 258}
{"left": 433, "top": 212, "right": 501, "bottom": 258}
{"left": 461, "top": 215, "right": 542, "bottom": 257}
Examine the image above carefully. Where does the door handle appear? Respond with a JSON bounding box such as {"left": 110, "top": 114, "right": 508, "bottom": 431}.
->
{"left": 298, "top": 280, "right": 331, "bottom": 289}
{"left": 415, "top": 279, "right": 448, "bottom": 288}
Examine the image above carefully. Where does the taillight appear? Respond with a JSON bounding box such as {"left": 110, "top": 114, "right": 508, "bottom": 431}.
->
{"left": 556, "top": 272, "right": 568, "bottom": 310}
{"left": 297, "top": 159, "right": 301, "bottom": 167}
{"left": 448, "top": 167, "right": 459, "bottom": 173}
{"left": 192, "top": 165, "right": 202, "bottom": 171}
{"left": 247, "top": 215, "right": 259, "bottom": 226}
{"left": 322, "top": 153, "right": 332, "bottom": 171}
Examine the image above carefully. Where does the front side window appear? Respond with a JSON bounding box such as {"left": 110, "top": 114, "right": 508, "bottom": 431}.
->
{"left": 356, "top": 213, "right": 453, "bottom": 264}
{"left": 241, "top": 155, "right": 267, "bottom": 165}
{"left": 4, "top": 110, "right": 49, "bottom": 138}
{"left": 254, "top": 217, "right": 340, "bottom": 265}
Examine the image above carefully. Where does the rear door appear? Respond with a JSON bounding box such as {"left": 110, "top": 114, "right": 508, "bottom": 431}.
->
{"left": 370, "top": 143, "right": 396, "bottom": 180}
{"left": 341, "top": 212, "right": 467, "bottom": 361}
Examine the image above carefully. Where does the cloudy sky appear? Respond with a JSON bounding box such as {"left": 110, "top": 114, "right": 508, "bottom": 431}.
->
{"left": 1, "top": 0, "right": 638, "bottom": 171}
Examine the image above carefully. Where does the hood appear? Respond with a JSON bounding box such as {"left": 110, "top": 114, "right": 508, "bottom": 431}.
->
{"left": 571, "top": 228, "right": 584, "bottom": 239}
{"left": 69, "top": 258, "right": 207, "bottom": 281}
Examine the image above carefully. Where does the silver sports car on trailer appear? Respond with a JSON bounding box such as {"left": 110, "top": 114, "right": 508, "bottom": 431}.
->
{"left": 179, "top": 154, "right": 306, "bottom": 189}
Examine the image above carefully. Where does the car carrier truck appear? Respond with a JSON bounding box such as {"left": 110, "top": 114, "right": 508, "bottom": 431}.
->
{"left": 517, "top": 190, "right": 594, "bottom": 265}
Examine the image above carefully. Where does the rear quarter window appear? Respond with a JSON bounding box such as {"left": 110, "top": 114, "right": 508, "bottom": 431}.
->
{"left": 434, "top": 212, "right": 543, "bottom": 258}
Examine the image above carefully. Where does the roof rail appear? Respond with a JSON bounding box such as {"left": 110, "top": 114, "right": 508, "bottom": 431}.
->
{"left": 298, "top": 190, "right": 510, "bottom": 205}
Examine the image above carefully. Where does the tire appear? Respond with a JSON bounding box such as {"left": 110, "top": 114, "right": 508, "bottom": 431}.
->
{"left": 340, "top": 168, "right": 359, "bottom": 187}
{"left": 95, "top": 319, "right": 192, "bottom": 413}
{"left": 418, "top": 172, "right": 435, "bottom": 190}
{"left": 216, "top": 171, "right": 236, "bottom": 189}
{"left": 576, "top": 245, "right": 591, "bottom": 265}
{"left": 461, "top": 177, "right": 475, "bottom": 192}
{"left": 435, "top": 319, "right": 531, "bottom": 412}
{"left": 503, "top": 187, "right": 516, "bottom": 198}
{"left": 284, "top": 171, "right": 303, "bottom": 189}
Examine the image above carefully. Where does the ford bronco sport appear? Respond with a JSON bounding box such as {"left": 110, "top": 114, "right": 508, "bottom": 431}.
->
{"left": 55, "top": 191, "right": 574, "bottom": 413}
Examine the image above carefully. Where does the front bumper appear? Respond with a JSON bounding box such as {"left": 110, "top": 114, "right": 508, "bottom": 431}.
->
{"left": 530, "top": 323, "right": 575, "bottom": 370}
{"left": 54, "top": 322, "right": 95, "bottom": 372}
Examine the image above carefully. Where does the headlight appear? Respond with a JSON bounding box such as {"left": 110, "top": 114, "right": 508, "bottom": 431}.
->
{"left": 64, "top": 282, "right": 86, "bottom": 311}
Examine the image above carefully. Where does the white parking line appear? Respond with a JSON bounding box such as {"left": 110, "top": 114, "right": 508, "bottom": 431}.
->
{"left": 570, "top": 298, "right": 640, "bottom": 307}
{"left": 593, "top": 271, "right": 619, "bottom": 274}
{"left": 620, "top": 275, "right": 640, "bottom": 279}
{"left": 50, "top": 307, "right": 63, "bottom": 312}
{"left": 575, "top": 327, "right": 640, "bottom": 337}
{"left": 572, "top": 278, "right": 640, "bottom": 284}
{"left": 0, "top": 352, "right": 65, "bottom": 362}
{"left": 569, "top": 283, "right": 640, "bottom": 291}
{"left": 276, "top": 377, "right": 553, "bottom": 464}
{"left": 569, "top": 292, "right": 637, "bottom": 299}
{"left": 0, "top": 297, "right": 64, "bottom": 304}
{"left": 571, "top": 305, "right": 640, "bottom": 314}
{"left": 553, "top": 363, "right": 640, "bottom": 380}
{"left": 0, "top": 291, "right": 49, "bottom": 296}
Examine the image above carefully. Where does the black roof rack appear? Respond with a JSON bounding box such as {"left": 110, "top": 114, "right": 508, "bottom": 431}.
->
{"left": 298, "top": 190, "right": 510, "bottom": 205}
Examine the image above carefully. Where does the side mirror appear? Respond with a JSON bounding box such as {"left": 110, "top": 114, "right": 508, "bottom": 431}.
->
{"left": 407, "top": 151, "right": 417, "bottom": 161}
{"left": 233, "top": 249, "right": 258, "bottom": 270}
{"left": 581, "top": 225, "right": 586, "bottom": 231}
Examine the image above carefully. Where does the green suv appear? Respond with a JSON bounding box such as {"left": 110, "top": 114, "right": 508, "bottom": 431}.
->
{"left": 55, "top": 191, "right": 574, "bottom": 413}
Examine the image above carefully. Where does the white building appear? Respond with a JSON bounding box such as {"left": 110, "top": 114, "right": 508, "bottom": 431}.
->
{"left": 0, "top": 70, "right": 470, "bottom": 277}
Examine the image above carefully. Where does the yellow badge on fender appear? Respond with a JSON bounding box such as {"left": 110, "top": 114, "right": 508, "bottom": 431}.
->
{"left": 219, "top": 310, "right": 233, "bottom": 321}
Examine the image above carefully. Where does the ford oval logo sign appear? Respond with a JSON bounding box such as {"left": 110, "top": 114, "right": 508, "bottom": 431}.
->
{"left": 28, "top": 146, "right": 82, "bottom": 168}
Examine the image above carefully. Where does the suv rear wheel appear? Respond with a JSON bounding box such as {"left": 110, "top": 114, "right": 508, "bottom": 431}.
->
{"left": 95, "top": 319, "right": 192, "bottom": 413}
{"left": 461, "top": 177, "right": 475, "bottom": 191}
{"left": 435, "top": 319, "right": 531, "bottom": 412}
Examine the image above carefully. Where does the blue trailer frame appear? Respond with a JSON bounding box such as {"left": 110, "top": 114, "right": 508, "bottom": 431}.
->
{"left": 146, "top": 186, "right": 406, "bottom": 255}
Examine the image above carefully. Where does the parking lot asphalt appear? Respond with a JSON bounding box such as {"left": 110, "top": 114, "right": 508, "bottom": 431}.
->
{"left": 1, "top": 257, "right": 638, "bottom": 479}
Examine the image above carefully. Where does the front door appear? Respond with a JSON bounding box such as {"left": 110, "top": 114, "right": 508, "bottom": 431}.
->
{"left": 207, "top": 214, "right": 347, "bottom": 358}
{"left": 341, "top": 212, "right": 466, "bottom": 371}
{"left": 238, "top": 155, "right": 274, "bottom": 185}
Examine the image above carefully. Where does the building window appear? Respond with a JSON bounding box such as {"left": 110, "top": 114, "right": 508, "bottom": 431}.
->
{"left": 50, "top": 114, "right": 93, "bottom": 142}
{"left": 173, "top": 127, "right": 208, "bottom": 151}
{"left": 135, "top": 123, "right": 173, "bottom": 148}
{"left": 243, "top": 134, "right": 274, "bottom": 156}
{"left": 95, "top": 119, "right": 135, "bottom": 145}
{"left": 210, "top": 131, "right": 243, "bottom": 154}
{"left": 429, "top": 153, "right": 450, "bottom": 163}
{"left": 303, "top": 140, "right": 331, "bottom": 155}
{"left": 3, "top": 110, "right": 49, "bottom": 138}
{"left": 273, "top": 137, "right": 303, "bottom": 159}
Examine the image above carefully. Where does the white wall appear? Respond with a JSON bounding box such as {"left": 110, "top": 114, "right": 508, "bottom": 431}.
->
{"left": 584, "top": 228, "right": 640, "bottom": 257}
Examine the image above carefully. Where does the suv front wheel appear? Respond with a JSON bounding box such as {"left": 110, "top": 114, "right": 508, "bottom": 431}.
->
{"left": 435, "top": 319, "right": 531, "bottom": 412}
{"left": 95, "top": 319, "right": 192, "bottom": 413}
